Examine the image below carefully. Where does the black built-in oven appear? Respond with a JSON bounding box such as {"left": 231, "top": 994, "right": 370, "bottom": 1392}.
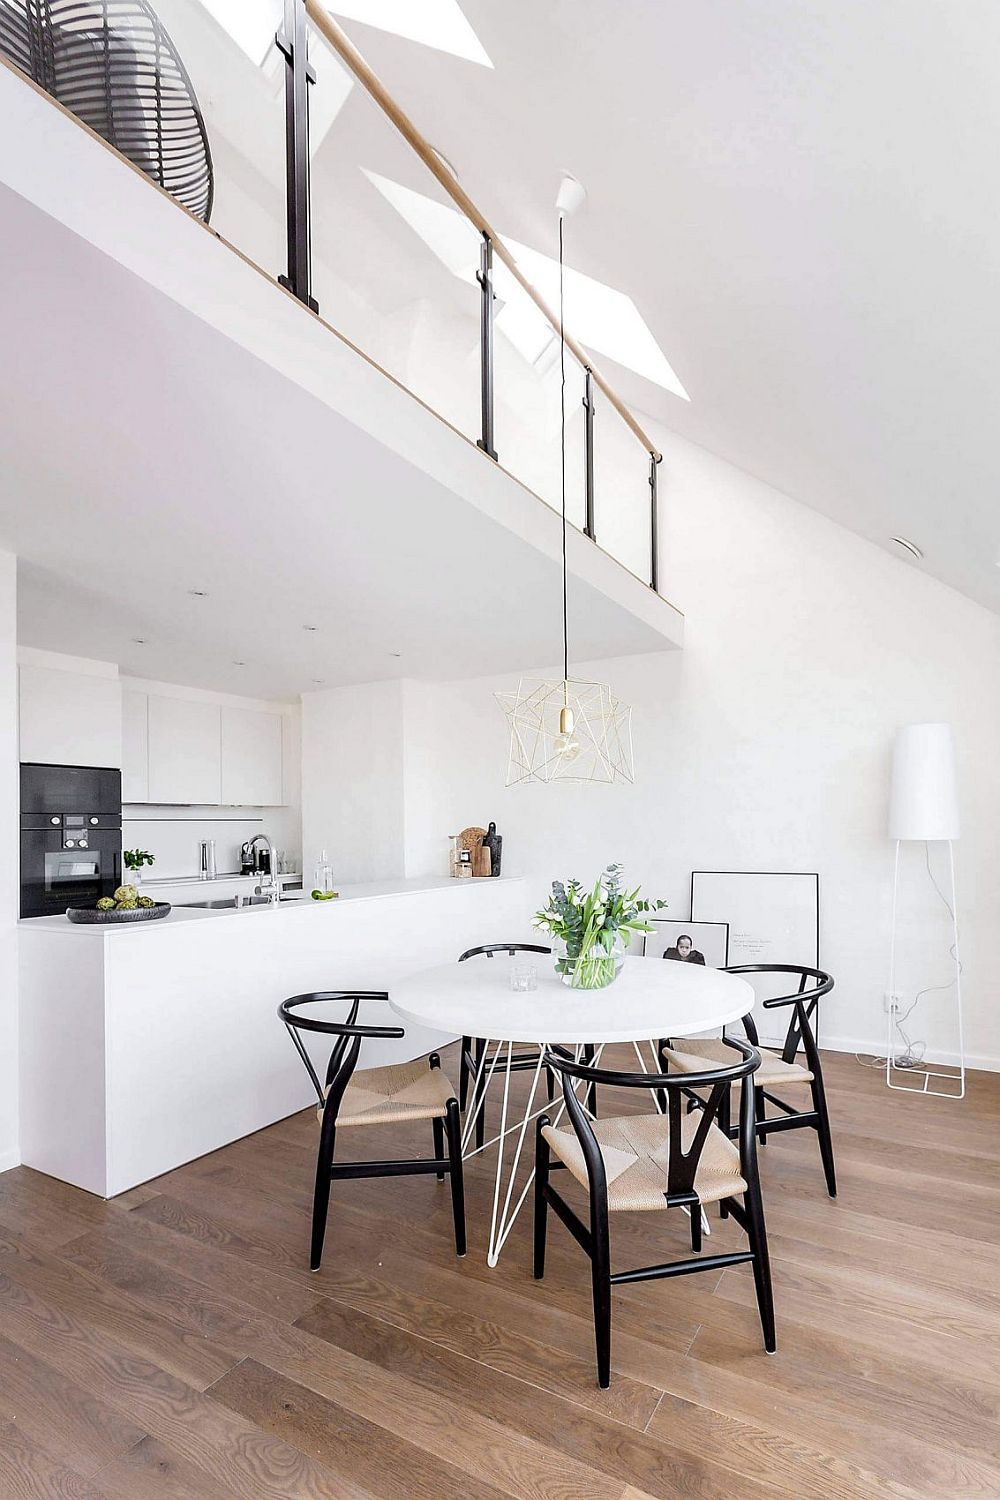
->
{"left": 20, "top": 763, "right": 122, "bottom": 918}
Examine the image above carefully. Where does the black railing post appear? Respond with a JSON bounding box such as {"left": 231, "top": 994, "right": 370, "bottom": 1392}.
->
{"left": 582, "top": 367, "right": 595, "bottom": 540}
{"left": 649, "top": 451, "right": 662, "bottom": 592}
{"left": 277, "top": 0, "right": 318, "bottom": 312}
{"left": 477, "top": 232, "right": 497, "bottom": 459}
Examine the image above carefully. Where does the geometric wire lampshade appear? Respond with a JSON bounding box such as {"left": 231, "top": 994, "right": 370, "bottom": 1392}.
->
{"left": 496, "top": 676, "right": 634, "bottom": 786}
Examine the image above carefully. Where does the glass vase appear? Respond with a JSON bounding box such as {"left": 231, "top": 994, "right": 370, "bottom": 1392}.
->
{"left": 554, "top": 934, "right": 626, "bottom": 990}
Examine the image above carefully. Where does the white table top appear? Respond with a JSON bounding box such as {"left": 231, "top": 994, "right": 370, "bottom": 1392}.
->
{"left": 390, "top": 954, "right": 755, "bottom": 1044}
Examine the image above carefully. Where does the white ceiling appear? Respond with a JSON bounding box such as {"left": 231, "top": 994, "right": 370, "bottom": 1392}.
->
{"left": 0, "top": 178, "right": 674, "bottom": 698}
{"left": 328, "top": 0, "right": 1000, "bottom": 614}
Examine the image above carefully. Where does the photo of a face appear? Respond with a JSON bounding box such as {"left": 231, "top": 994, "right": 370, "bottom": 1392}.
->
{"left": 643, "top": 919, "right": 729, "bottom": 968}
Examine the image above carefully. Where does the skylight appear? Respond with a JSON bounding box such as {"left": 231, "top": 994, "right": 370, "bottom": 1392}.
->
{"left": 364, "top": 172, "right": 689, "bottom": 399}
{"left": 328, "top": 1, "right": 493, "bottom": 67}
{"left": 198, "top": 0, "right": 279, "bottom": 67}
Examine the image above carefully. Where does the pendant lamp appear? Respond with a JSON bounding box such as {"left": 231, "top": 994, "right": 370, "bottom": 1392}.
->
{"left": 497, "top": 177, "right": 635, "bottom": 786}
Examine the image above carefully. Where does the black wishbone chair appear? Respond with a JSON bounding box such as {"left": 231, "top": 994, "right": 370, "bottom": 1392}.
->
{"left": 659, "top": 964, "right": 836, "bottom": 1197}
{"left": 279, "top": 992, "right": 465, "bottom": 1271}
{"left": 458, "top": 943, "right": 552, "bottom": 1149}
{"left": 534, "top": 1040, "right": 774, "bottom": 1389}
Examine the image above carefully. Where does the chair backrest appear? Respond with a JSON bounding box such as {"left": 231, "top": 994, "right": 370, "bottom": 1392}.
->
{"left": 459, "top": 942, "right": 551, "bottom": 960}
{"left": 0, "top": 0, "right": 214, "bottom": 220}
{"left": 545, "top": 1039, "right": 761, "bottom": 1209}
{"left": 278, "top": 992, "right": 403, "bottom": 1115}
{"left": 723, "top": 964, "right": 833, "bottom": 1068}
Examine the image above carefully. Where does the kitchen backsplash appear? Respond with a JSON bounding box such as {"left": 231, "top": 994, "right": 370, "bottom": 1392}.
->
{"left": 122, "top": 805, "right": 302, "bottom": 880}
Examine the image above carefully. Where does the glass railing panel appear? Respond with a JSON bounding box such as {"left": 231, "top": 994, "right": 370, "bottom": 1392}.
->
{"left": 307, "top": 28, "right": 481, "bottom": 441}
{"left": 591, "top": 395, "right": 652, "bottom": 584}
{"left": 491, "top": 260, "right": 587, "bottom": 527}
{"left": 150, "top": 0, "right": 288, "bottom": 276}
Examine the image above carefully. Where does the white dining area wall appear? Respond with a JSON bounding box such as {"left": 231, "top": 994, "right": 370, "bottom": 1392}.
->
{"left": 303, "top": 431, "right": 1000, "bottom": 1070}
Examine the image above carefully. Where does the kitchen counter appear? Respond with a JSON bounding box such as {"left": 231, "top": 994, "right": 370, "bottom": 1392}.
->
{"left": 19, "top": 875, "right": 529, "bottom": 1197}
{"left": 18, "top": 876, "right": 505, "bottom": 932}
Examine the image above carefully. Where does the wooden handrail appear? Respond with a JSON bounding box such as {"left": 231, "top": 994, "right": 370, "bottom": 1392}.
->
{"left": 304, "top": 1, "right": 662, "bottom": 462}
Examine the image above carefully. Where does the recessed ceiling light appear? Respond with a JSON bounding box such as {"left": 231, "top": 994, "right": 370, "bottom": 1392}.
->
{"left": 233, "top": 660, "right": 247, "bottom": 667}
{"left": 188, "top": 588, "right": 209, "bottom": 598}
{"left": 311, "top": 677, "right": 326, "bottom": 685}
{"left": 890, "top": 536, "right": 924, "bottom": 561}
{"left": 328, "top": 1, "right": 493, "bottom": 67}
{"left": 303, "top": 624, "right": 318, "bottom": 632}
{"left": 363, "top": 171, "right": 688, "bottom": 397}
{"left": 132, "top": 637, "right": 147, "bottom": 645}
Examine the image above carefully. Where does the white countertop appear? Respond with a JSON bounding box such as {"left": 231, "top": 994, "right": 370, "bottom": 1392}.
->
{"left": 19, "top": 876, "right": 518, "bottom": 934}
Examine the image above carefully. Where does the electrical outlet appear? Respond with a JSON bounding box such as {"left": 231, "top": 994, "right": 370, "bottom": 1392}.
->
{"left": 884, "top": 991, "right": 903, "bottom": 1013}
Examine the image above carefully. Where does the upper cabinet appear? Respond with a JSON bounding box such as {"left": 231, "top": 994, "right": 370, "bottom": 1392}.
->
{"left": 146, "top": 695, "right": 221, "bottom": 805}
{"left": 18, "top": 663, "right": 122, "bottom": 769}
{"left": 221, "top": 707, "right": 283, "bottom": 806}
{"left": 123, "top": 690, "right": 286, "bottom": 806}
{"left": 121, "top": 689, "right": 149, "bottom": 801}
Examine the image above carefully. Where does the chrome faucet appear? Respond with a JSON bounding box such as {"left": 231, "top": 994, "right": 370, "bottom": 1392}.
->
{"left": 249, "top": 834, "right": 281, "bottom": 904}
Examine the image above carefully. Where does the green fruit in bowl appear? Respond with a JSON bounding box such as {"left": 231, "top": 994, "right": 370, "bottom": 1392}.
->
{"left": 137, "top": 895, "right": 157, "bottom": 909}
{"left": 311, "top": 889, "right": 322, "bottom": 900}
{"left": 96, "top": 897, "right": 115, "bottom": 912}
{"left": 113, "top": 885, "right": 138, "bottom": 905}
{"left": 311, "top": 889, "right": 339, "bottom": 901}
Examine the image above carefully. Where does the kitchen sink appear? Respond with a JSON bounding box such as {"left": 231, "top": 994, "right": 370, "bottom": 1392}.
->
{"left": 178, "top": 895, "right": 302, "bottom": 909}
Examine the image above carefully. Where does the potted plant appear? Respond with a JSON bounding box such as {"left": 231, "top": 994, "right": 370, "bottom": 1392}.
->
{"left": 534, "top": 864, "right": 667, "bottom": 990}
{"left": 123, "top": 849, "right": 154, "bottom": 891}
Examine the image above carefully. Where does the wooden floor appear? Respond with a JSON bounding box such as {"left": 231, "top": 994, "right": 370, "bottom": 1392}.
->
{"left": 1, "top": 1048, "right": 999, "bottom": 1499}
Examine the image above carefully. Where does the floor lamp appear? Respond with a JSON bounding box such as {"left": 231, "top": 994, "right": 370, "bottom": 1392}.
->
{"left": 886, "top": 722, "right": 964, "bottom": 1098}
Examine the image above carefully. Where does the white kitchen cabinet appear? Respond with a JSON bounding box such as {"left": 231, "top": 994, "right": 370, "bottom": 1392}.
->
{"left": 121, "top": 689, "right": 149, "bottom": 801}
{"left": 18, "top": 664, "right": 122, "bottom": 768}
{"left": 220, "top": 707, "right": 283, "bottom": 806}
{"left": 146, "top": 695, "right": 221, "bottom": 805}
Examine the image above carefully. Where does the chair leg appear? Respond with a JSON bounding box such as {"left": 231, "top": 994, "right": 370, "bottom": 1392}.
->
{"left": 755, "top": 1085, "right": 768, "bottom": 1145}
{"left": 583, "top": 1044, "right": 598, "bottom": 1116}
{"left": 690, "top": 1203, "right": 703, "bottom": 1251}
{"left": 459, "top": 1035, "right": 471, "bottom": 1110}
{"left": 590, "top": 1194, "right": 612, "bottom": 1389}
{"left": 719, "top": 1086, "right": 731, "bottom": 1218}
{"left": 444, "top": 1099, "right": 466, "bottom": 1257}
{"left": 473, "top": 1038, "right": 487, "bottom": 1150}
{"left": 533, "top": 1116, "right": 550, "bottom": 1279}
{"left": 432, "top": 1116, "right": 445, "bottom": 1181}
{"left": 811, "top": 1070, "right": 837, "bottom": 1198}
{"left": 743, "top": 1174, "right": 776, "bottom": 1353}
{"left": 310, "top": 1109, "right": 337, "bottom": 1272}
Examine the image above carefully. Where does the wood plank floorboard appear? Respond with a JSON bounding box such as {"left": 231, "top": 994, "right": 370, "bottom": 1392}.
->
{"left": 0, "top": 1048, "right": 998, "bottom": 1497}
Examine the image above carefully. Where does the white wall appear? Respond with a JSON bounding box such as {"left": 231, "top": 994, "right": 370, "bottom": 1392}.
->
{"left": 387, "top": 434, "right": 1000, "bottom": 1068}
{"left": 301, "top": 680, "right": 406, "bottom": 887}
{"left": 0, "top": 551, "right": 18, "bottom": 1169}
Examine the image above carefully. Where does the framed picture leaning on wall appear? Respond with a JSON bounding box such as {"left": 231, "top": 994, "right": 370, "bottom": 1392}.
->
{"left": 643, "top": 918, "right": 730, "bottom": 968}
{"left": 690, "top": 870, "right": 820, "bottom": 1043}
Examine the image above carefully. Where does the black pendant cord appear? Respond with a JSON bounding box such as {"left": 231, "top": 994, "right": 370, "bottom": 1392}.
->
{"left": 559, "top": 213, "right": 569, "bottom": 687}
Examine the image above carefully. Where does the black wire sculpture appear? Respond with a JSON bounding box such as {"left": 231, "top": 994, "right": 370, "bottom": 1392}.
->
{"left": 0, "top": 0, "right": 214, "bottom": 221}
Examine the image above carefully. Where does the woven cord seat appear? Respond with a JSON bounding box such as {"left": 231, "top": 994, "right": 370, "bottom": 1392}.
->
{"left": 280, "top": 991, "right": 465, "bottom": 1270}
{"left": 535, "top": 1039, "right": 774, "bottom": 1389}
{"left": 662, "top": 1036, "right": 813, "bottom": 1086}
{"left": 325, "top": 1056, "right": 457, "bottom": 1127}
{"left": 542, "top": 1111, "right": 746, "bottom": 1212}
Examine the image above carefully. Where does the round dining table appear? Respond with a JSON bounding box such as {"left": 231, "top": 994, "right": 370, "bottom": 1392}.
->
{"left": 391, "top": 954, "right": 755, "bottom": 1265}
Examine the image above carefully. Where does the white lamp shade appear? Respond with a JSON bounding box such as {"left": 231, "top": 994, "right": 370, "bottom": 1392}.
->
{"left": 888, "top": 722, "right": 960, "bottom": 841}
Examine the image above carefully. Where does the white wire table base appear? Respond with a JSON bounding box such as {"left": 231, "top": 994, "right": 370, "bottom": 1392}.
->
{"left": 461, "top": 1039, "right": 602, "bottom": 1267}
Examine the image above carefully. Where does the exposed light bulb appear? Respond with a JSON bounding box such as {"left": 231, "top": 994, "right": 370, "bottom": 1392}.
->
{"left": 553, "top": 731, "right": 582, "bottom": 762}
{"left": 554, "top": 702, "right": 581, "bottom": 762}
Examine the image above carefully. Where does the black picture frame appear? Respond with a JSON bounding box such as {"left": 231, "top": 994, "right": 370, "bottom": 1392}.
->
{"left": 690, "top": 870, "right": 821, "bottom": 1043}
{"left": 642, "top": 918, "right": 731, "bottom": 968}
